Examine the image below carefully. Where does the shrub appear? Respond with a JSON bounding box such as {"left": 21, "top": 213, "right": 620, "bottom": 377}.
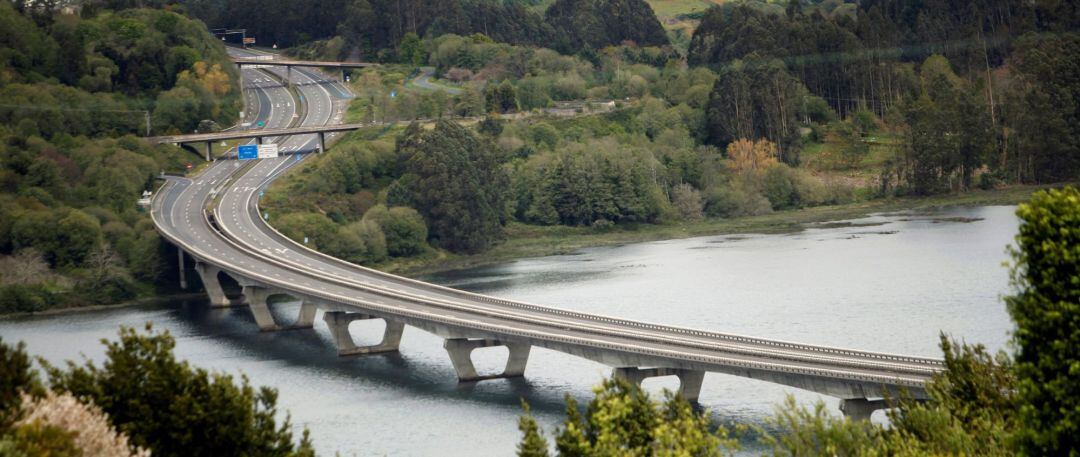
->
{"left": 671, "top": 183, "right": 704, "bottom": 221}
{"left": 516, "top": 377, "right": 736, "bottom": 456}
{"left": 363, "top": 205, "right": 428, "bottom": 257}
{"left": 16, "top": 391, "right": 149, "bottom": 457}
{"left": 1007, "top": 186, "right": 1080, "bottom": 455}
{"left": 704, "top": 180, "right": 772, "bottom": 218}
{"left": 45, "top": 324, "right": 315, "bottom": 457}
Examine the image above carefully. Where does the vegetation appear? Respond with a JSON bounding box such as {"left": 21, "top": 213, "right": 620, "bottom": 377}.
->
{"left": 518, "top": 186, "right": 1079, "bottom": 455}
{"left": 0, "top": 326, "right": 314, "bottom": 456}
{"left": 0, "top": 3, "right": 234, "bottom": 314}
{"left": 2, "top": 2, "right": 241, "bottom": 136}
{"left": 517, "top": 377, "right": 736, "bottom": 456}
{"left": 1007, "top": 187, "right": 1080, "bottom": 454}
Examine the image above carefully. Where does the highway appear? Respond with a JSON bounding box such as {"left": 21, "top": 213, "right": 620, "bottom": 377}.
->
{"left": 152, "top": 49, "right": 943, "bottom": 414}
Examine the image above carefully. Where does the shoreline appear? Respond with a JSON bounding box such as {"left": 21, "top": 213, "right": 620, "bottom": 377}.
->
{"left": 0, "top": 293, "right": 208, "bottom": 319}
{"left": 3, "top": 184, "right": 1054, "bottom": 318}
{"left": 384, "top": 185, "right": 1051, "bottom": 277}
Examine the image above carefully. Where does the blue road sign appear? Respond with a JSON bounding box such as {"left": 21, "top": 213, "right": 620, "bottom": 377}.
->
{"left": 238, "top": 145, "right": 258, "bottom": 160}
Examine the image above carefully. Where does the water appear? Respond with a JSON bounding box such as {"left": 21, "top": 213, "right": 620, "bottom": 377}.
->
{"left": 0, "top": 205, "right": 1019, "bottom": 455}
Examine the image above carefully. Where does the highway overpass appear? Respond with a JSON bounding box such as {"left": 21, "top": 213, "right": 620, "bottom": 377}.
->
{"left": 152, "top": 49, "right": 943, "bottom": 421}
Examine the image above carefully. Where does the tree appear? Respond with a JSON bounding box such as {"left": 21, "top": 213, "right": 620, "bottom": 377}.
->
{"left": 398, "top": 32, "right": 425, "bottom": 66}
{"left": 1005, "top": 33, "right": 1080, "bottom": 183}
{"left": 1007, "top": 186, "right": 1080, "bottom": 455}
{"left": 544, "top": 0, "right": 669, "bottom": 54}
{"left": 671, "top": 183, "right": 704, "bottom": 221}
{"left": 486, "top": 80, "right": 519, "bottom": 113}
{"left": 362, "top": 205, "right": 428, "bottom": 257}
{"left": 0, "top": 338, "right": 39, "bottom": 428}
{"left": 521, "top": 377, "right": 735, "bottom": 456}
{"left": 45, "top": 324, "right": 315, "bottom": 457}
{"left": 398, "top": 120, "right": 508, "bottom": 253}
{"left": 516, "top": 401, "right": 550, "bottom": 457}
{"left": 726, "top": 139, "right": 778, "bottom": 175}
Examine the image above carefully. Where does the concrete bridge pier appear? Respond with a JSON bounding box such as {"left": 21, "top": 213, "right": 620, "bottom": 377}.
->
{"left": 241, "top": 285, "right": 316, "bottom": 332}
{"left": 323, "top": 311, "right": 404, "bottom": 356}
{"left": 839, "top": 398, "right": 889, "bottom": 421}
{"left": 443, "top": 338, "right": 531, "bottom": 382}
{"left": 194, "top": 262, "right": 230, "bottom": 307}
{"left": 612, "top": 367, "right": 707, "bottom": 402}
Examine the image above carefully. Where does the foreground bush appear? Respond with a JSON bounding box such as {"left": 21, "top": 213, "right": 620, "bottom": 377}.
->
{"left": 517, "top": 377, "right": 737, "bottom": 456}
{"left": 16, "top": 391, "right": 148, "bottom": 457}
{"left": 1007, "top": 186, "right": 1080, "bottom": 454}
{"left": 41, "top": 324, "right": 314, "bottom": 457}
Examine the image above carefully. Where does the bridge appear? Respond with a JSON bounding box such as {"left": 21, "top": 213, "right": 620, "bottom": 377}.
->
{"left": 232, "top": 57, "right": 378, "bottom": 69}
{"left": 231, "top": 55, "right": 376, "bottom": 90}
{"left": 152, "top": 49, "right": 943, "bottom": 421}
{"left": 148, "top": 123, "right": 368, "bottom": 160}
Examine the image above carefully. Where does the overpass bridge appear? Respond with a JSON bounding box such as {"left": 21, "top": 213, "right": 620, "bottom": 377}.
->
{"left": 148, "top": 123, "right": 368, "bottom": 160}
{"left": 153, "top": 48, "right": 943, "bottom": 421}
{"left": 231, "top": 56, "right": 376, "bottom": 89}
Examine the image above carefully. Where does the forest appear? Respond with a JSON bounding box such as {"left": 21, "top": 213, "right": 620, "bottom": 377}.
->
{"left": 0, "top": 2, "right": 240, "bottom": 312}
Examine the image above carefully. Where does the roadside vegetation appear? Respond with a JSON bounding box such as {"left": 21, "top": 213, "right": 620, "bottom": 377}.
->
{"left": 516, "top": 186, "right": 1080, "bottom": 456}
{"left": 0, "top": 3, "right": 240, "bottom": 313}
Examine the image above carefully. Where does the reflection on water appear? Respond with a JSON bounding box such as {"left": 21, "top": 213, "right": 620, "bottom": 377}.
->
{"left": 0, "top": 206, "right": 1019, "bottom": 456}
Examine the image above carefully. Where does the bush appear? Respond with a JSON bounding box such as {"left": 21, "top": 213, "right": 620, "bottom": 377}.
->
{"left": 328, "top": 220, "right": 388, "bottom": 264}
{"left": 363, "top": 205, "right": 428, "bottom": 257}
{"left": 704, "top": 180, "right": 772, "bottom": 218}
{"left": 760, "top": 165, "right": 830, "bottom": 210}
{"left": 671, "top": 183, "right": 704, "bottom": 221}
{"left": 1007, "top": 186, "right": 1080, "bottom": 455}
{"left": 45, "top": 325, "right": 314, "bottom": 457}
{"left": 516, "top": 377, "right": 736, "bottom": 456}
{"left": 16, "top": 391, "right": 149, "bottom": 457}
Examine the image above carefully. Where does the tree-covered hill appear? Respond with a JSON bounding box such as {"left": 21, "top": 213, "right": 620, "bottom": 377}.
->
{"left": 2, "top": 2, "right": 241, "bottom": 136}
{"left": 154, "top": 0, "right": 669, "bottom": 59}
{"left": 544, "top": 0, "right": 670, "bottom": 53}
{"left": 0, "top": 3, "right": 241, "bottom": 313}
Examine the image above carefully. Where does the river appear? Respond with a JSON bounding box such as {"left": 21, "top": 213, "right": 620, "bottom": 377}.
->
{"left": 0, "top": 205, "right": 1019, "bottom": 455}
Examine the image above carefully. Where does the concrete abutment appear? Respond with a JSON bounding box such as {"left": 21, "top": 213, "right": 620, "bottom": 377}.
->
{"left": 443, "top": 338, "right": 531, "bottom": 382}
{"left": 323, "top": 311, "right": 404, "bottom": 356}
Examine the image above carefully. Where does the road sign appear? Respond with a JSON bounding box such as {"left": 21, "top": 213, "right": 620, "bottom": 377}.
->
{"left": 238, "top": 145, "right": 258, "bottom": 160}
{"left": 256, "top": 121, "right": 265, "bottom": 127}
{"left": 257, "top": 143, "right": 279, "bottom": 159}
{"left": 243, "top": 37, "right": 256, "bottom": 44}
{"left": 390, "top": 90, "right": 397, "bottom": 98}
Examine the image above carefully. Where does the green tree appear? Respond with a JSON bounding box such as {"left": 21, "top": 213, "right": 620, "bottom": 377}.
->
{"left": 398, "top": 120, "right": 508, "bottom": 253}
{"left": 1007, "top": 186, "right": 1080, "bottom": 455}
{"left": 45, "top": 324, "right": 314, "bottom": 457}
{"left": 486, "top": 80, "right": 520, "bottom": 114}
{"left": 0, "top": 338, "right": 40, "bottom": 428}
{"left": 522, "top": 377, "right": 735, "bottom": 456}
{"left": 517, "top": 401, "right": 550, "bottom": 457}
{"left": 399, "top": 32, "right": 425, "bottom": 66}
{"left": 362, "top": 205, "right": 428, "bottom": 257}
